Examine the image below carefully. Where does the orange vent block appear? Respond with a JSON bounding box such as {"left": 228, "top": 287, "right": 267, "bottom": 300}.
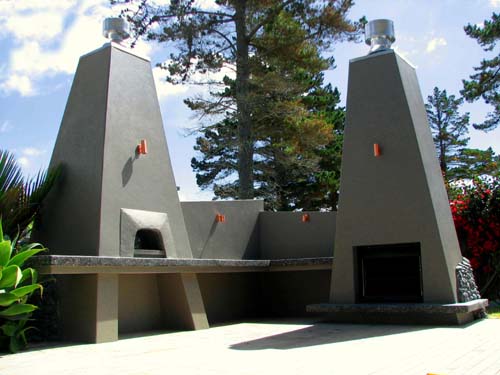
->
{"left": 137, "top": 139, "right": 148, "bottom": 155}
{"left": 301, "top": 213, "right": 310, "bottom": 223}
{"left": 373, "top": 143, "right": 381, "bottom": 157}
{"left": 216, "top": 214, "right": 226, "bottom": 223}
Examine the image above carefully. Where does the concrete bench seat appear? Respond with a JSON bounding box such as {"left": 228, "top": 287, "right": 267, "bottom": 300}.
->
{"left": 31, "top": 255, "right": 333, "bottom": 275}
{"left": 28, "top": 255, "right": 334, "bottom": 343}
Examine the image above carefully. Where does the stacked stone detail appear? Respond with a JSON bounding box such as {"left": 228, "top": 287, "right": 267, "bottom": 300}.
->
{"left": 456, "top": 257, "right": 481, "bottom": 302}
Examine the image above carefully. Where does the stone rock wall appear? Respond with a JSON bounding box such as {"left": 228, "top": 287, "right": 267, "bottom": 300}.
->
{"left": 456, "top": 257, "right": 481, "bottom": 302}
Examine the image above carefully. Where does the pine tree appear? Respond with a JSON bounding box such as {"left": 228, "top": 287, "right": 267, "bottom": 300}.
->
{"left": 426, "top": 87, "right": 499, "bottom": 182}
{"left": 426, "top": 87, "right": 470, "bottom": 181}
{"left": 461, "top": 13, "right": 500, "bottom": 131}
{"left": 116, "top": 0, "right": 363, "bottom": 199}
{"left": 452, "top": 148, "right": 500, "bottom": 180}
{"left": 189, "top": 11, "right": 346, "bottom": 209}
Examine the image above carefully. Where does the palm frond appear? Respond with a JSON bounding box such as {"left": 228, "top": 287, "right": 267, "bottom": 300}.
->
{"left": 0, "top": 150, "right": 23, "bottom": 194}
{"left": 0, "top": 149, "right": 59, "bottom": 239}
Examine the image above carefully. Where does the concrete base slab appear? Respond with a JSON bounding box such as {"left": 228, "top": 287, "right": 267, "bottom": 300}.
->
{"left": 307, "top": 299, "right": 489, "bottom": 325}
{"left": 3, "top": 319, "right": 500, "bottom": 375}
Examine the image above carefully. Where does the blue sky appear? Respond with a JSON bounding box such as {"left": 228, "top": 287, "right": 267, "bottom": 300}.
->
{"left": 1, "top": 0, "right": 499, "bottom": 201}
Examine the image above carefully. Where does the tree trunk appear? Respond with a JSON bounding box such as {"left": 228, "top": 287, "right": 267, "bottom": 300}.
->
{"left": 234, "top": 0, "right": 254, "bottom": 199}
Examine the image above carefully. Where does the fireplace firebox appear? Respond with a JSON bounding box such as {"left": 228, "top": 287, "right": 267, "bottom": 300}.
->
{"left": 356, "top": 243, "right": 423, "bottom": 303}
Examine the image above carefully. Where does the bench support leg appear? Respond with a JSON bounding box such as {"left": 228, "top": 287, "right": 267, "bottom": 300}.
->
{"left": 157, "top": 273, "right": 209, "bottom": 330}
{"left": 57, "top": 274, "right": 119, "bottom": 343}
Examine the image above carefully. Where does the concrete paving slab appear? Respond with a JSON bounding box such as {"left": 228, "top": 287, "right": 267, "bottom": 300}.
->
{"left": 1, "top": 318, "right": 499, "bottom": 375}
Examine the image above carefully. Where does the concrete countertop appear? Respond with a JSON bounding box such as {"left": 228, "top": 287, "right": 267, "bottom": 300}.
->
{"left": 30, "top": 255, "right": 333, "bottom": 274}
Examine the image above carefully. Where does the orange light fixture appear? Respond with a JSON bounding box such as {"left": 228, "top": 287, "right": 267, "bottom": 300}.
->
{"left": 301, "top": 213, "right": 310, "bottom": 223}
{"left": 216, "top": 213, "right": 226, "bottom": 223}
{"left": 373, "top": 143, "right": 381, "bottom": 157}
{"left": 137, "top": 139, "right": 148, "bottom": 155}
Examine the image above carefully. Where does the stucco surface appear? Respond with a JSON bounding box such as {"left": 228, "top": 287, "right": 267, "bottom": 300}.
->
{"left": 330, "top": 50, "right": 462, "bottom": 304}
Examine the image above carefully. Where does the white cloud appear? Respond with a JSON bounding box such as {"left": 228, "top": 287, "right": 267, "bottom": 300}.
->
{"left": 14, "top": 147, "right": 50, "bottom": 177}
{"left": 0, "top": 0, "right": 223, "bottom": 98}
{"left": 178, "top": 187, "right": 214, "bottom": 201}
{"left": 17, "top": 157, "right": 30, "bottom": 168}
{"left": 490, "top": 0, "right": 500, "bottom": 8}
{"left": 0, "top": 74, "right": 35, "bottom": 96}
{"left": 0, "top": 0, "right": 75, "bottom": 14}
{"left": 3, "top": 12, "right": 64, "bottom": 41}
{"left": 0, "top": 0, "right": 122, "bottom": 96}
{"left": 426, "top": 37, "right": 447, "bottom": 53}
{"left": 0, "top": 120, "right": 13, "bottom": 133}
{"left": 22, "top": 147, "right": 45, "bottom": 157}
{"left": 153, "top": 61, "right": 235, "bottom": 99}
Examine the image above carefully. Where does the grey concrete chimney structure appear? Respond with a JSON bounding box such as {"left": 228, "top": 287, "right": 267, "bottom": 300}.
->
{"left": 329, "top": 48, "right": 463, "bottom": 304}
{"left": 306, "top": 20, "right": 487, "bottom": 325}
{"left": 35, "top": 34, "right": 208, "bottom": 342}
{"left": 36, "top": 42, "right": 192, "bottom": 259}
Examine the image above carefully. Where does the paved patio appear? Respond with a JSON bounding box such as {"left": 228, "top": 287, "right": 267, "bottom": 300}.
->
{"left": 1, "top": 318, "right": 499, "bottom": 375}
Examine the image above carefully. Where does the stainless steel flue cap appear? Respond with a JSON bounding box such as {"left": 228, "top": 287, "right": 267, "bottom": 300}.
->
{"left": 365, "top": 19, "right": 395, "bottom": 54}
{"left": 103, "top": 17, "right": 130, "bottom": 43}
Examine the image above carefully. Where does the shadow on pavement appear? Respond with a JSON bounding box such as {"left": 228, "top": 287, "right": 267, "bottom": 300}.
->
{"left": 230, "top": 322, "right": 440, "bottom": 351}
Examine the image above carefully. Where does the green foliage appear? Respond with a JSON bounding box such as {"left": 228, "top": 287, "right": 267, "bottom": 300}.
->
{"left": 461, "top": 13, "right": 500, "bottom": 131}
{"left": 452, "top": 147, "right": 500, "bottom": 180}
{"left": 0, "top": 149, "right": 59, "bottom": 240}
{"left": 115, "top": 0, "right": 363, "bottom": 199}
{"left": 488, "top": 305, "right": 500, "bottom": 318}
{"left": 0, "top": 220, "right": 45, "bottom": 353}
{"left": 426, "top": 88, "right": 499, "bottom": 183}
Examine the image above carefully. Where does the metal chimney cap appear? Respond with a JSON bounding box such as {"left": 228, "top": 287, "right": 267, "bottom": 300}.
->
{"left": 365, "top": 19, "right": 395, "bottom": 54}
{"left": 103, "top": 17, "right": 130, "bottom": 43}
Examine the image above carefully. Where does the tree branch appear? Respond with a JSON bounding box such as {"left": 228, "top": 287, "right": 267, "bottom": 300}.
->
{"left": 246, "top": 0, "right": 295, "bottom": 41}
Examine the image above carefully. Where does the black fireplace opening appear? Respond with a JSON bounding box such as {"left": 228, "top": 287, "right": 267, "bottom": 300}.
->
{"left": 356, "top": 242, "right": 423, "bottom": 303}
{"left": 134, "top": 229, "right": 165, "bottom": 258}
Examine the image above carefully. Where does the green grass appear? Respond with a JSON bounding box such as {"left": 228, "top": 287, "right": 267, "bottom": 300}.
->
{"left": 487, "top": 305, "right": 500, "bottom": 319}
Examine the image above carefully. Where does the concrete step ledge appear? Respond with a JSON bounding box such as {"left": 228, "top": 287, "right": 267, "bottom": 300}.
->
{"left": 307, "top": 299, "right": 489, "bottom": 314}
{"left": 307, "top": 300, "right": 489, "bottom": 325}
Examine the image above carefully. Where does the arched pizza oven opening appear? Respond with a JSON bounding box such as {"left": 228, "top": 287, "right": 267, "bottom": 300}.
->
{"left": 134, "top": 229, "right": 165, "bottom": 258}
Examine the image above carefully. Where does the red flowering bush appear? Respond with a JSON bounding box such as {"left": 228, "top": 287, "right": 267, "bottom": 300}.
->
{"left": 450, "top": 178, "right": 500, "bottom": 299}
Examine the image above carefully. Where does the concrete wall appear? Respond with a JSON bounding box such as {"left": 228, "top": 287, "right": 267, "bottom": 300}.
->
{"left": 182, "top": 203, "right": 335, "bottom": 260}
{"left": 260, "top": 270, "right": 332, "bottom": 317}
{"left": 34, "top": 49, "right": 110, "bottom": 255}
{"left": 118, "top": 274, "right": 208, "bottom": 334}
{"left": 198, "top": 270, "right": 331, "bottom": 322}
{"left": 181, "top": 200, "right": 263, "bottom": 259}
{"left": 56, "top": 274, "right": 118, "bottom": 343}
{"left": 119, "top": 275, "right": 163, "bottom": 334}
{"left": 99, "top": 46, "right": 192, "bottom": 258}
{"left": 197, "top": 273, "right": 263, "bottom": 324}
{"left": 259, "top": 212, "right": 336, "bottom": 259}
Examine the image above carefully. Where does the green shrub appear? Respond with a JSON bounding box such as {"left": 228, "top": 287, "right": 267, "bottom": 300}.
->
{"left": 0, "top": 221, "right": 46, "bottom": 353}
